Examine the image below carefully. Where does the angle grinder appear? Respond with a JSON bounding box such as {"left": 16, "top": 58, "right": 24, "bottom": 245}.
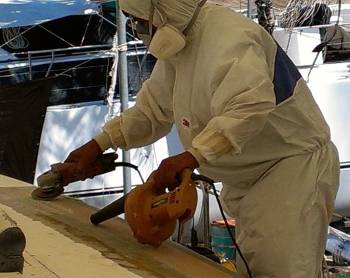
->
{"left": 32, "top": 153, "right": 135, "bottom": 201}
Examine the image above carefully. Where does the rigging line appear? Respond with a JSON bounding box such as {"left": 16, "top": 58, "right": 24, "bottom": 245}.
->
{"left": 80, "top": 14, "right": 93, "bottom": 46}
{"left": 54, "top": 50, "right": 111, "bottom": 77}
{"left": 94, "top": 11, "right": 139, "bottom": 41}
{"left": 306, "top": 52, "right": 320, "bottom": 82}
{"left": 0, "top": 25, "right": 36, "bottom": 49}
{"left": 45, "top": 51, "right": 55, "bottom": 78}
{"left": 128, "top": 17, "right": 143, "bottom": 75}
{"left": 37, "top": 25, "right": 75, "bottom": 47}
{"left": 285, "top": 31, "right": 292, "bottom": 54}
{"left": 4, "top": 61, "right": 106, "bottom": 72}
{"left": 53, "top": 85, "right": 105, "bottom": 91}
{"left": 0, "top": 60, "right": 108, "bottom": 75}
{"left": 104, "top": 57, "right": 111, "bottom": 98}
{"left": 124, "top": 17, "right": 150, "bottom": 89}
{"left": 2, "top": 27, "right": 29, "bottom": 49}
{"left": 54, "top": 42, "right": 128, "bottom": 78}
{"left": 127, "top": 17, "right": 145, "bottom": 88}
{"left": 106, "top": 34, "right": 119, "bottom": 121}
{"left": 94, "top": 11, "right": 117, "bottom": 27}
{"left": 126, "top": 51, "right": 149, "bottom": 96}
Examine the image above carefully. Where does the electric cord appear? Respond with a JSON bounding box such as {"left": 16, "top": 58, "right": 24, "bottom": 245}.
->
{"left": 191, "top": 173, "right": 253, "bottom": 278}
{"left": 191, "top": 217, "right": 199, "bottom": 247}
{"left": 114, "top": 161, "right": 145, "bottom": 183}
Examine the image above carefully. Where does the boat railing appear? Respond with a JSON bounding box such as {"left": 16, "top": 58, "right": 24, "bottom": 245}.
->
{"left": 0, "top": 40, "right": 146, "bottom": 79}
{"left": 275, "top": 22, "right": 350, "bottom": 32}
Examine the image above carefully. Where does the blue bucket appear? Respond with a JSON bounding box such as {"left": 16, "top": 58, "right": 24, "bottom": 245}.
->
{"left": 211, "top": 220, "right": 236, "bottom": 260}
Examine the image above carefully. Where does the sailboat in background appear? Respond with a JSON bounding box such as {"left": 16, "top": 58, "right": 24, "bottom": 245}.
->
{"left": 2, "top": 0, "right": 350, "bottom": 224}
{"left": 0, "top": 0, "right": 157, "bottom": 194}
{"left": 2, "top": 0, "right": 350, "bottom": 271}
{"left": 272, "top": 2, "right": 350, "bottom": 217}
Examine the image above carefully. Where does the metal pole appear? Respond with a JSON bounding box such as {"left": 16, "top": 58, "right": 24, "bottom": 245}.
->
{"left": 202, "top": 182, "right": 210, "bottom": 248}
{"left": 247, "top": 0, "right": 251, "bottom": 18}
{"left": 116, "top": 1, "right": 132, "bottom": 193}
{"left": 28, "top": 52, "right": 32, "bottom": 80}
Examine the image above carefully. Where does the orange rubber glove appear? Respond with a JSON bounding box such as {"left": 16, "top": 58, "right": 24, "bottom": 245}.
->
{"left": 61, "top": 139, "right": 104, "bottom": 186}
{"left": 152, "top": 151, "right": 199, "bottom": 191}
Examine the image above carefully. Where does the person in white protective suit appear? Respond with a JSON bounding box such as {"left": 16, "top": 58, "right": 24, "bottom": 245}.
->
{"left": 63, "top": 0, "right": 340, "bottom": 276}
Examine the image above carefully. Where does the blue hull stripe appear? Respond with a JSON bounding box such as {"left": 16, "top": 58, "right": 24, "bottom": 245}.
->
{"left": 273, "top": 44, "right": 301, "bottom": 104}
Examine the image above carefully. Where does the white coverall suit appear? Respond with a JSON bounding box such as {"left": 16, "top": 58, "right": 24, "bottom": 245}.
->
{"left": 94, "top": 0, "right": 340, "bottom": 277}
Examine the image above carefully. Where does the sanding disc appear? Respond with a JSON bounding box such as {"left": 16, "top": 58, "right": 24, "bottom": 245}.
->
{"left": 31, "top": 186, "right": 64, "bottom": 201}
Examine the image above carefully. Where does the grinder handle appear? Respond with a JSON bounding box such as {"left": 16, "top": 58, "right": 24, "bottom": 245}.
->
{"left": 83, "top": 152, "right": 117, "bottom": 179}
{"left": 59, "top": 153, "right": 117, "bottom": 186}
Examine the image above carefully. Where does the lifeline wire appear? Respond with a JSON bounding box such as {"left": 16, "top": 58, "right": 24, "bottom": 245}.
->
{"left": 37, "top": 25, "right": 75, "bottom": 47}
{"left": 191, "top": 173, "right": 253, "bottom": 278}
{"left": 54, "top": 44, "right": 126, "bottom": 78}
{"left": 0, "top": 10, "right": 135, "bottom": 80}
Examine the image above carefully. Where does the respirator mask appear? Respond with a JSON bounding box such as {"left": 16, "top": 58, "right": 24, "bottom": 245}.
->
{"left": 143, "top": 1, "right": 184, "bottom": 60}
{"left": 147, "top": 0, "right": 207, "bottom": 60}
{"left": 126, "top": 0, "right": 206, "bottom": 60}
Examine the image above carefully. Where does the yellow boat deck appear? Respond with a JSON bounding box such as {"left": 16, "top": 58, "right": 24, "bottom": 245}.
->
{"left": 0, "top": 175, "right": 240, "bottom": 278}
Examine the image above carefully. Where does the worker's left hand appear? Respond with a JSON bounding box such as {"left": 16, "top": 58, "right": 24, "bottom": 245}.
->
{"left": 152, "top": 151, "right": 199, "bottom": 191}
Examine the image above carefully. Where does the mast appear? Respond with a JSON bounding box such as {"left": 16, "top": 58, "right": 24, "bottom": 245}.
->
{"left": 116, "top": 0, "right": 132, "bottom": 193}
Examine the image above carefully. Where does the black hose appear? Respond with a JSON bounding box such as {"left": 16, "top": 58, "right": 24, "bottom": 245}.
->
{"left": 90, "top": 195, "right": 127, "bottom": 225}
{"left": 90, "top": 162, "right": 144, "bottom": 225}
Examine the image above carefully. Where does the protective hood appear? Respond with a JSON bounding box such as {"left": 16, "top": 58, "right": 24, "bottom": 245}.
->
{"left": 119, "top": 0, "right": 200, "bottom": 32}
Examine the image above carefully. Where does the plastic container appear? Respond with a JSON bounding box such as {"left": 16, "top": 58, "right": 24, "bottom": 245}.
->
{"left": 210, "top": 219, "right": 236, "bottom": 260}
{"left": 332, "top": 274, "right": 350, "bottom": 278}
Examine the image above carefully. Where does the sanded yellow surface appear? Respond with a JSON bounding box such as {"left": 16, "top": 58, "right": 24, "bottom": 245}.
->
{"left": 0, "top": 175, "right": 31, "bottom": 187}
{"left": 0, "top": 204, "right": 139, "bottom": 278}
{"left": 0, "top": 175, "right": 239, "bottom": 278}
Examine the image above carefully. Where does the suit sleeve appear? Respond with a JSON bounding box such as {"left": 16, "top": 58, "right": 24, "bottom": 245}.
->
{"left": 94, "top": 59, "right": 175, "bottom": 151}
{"left": 189, "top": 40, "right": 276, "bottom": 163}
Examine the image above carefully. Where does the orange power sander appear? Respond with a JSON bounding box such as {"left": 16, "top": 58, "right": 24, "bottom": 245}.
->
{"left": 90, "top": 169, "right": 197, "bottom": 247}
{"left": 33, "top": 156, "right": 197, "bottom": 247}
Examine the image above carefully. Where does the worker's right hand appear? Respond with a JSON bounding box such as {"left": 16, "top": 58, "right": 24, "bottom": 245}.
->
{"left": 61, "top": 139, "right": 103, "bottom": 186}
{"left": 150, "top": 151, "right": 199, "bottom": 192}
